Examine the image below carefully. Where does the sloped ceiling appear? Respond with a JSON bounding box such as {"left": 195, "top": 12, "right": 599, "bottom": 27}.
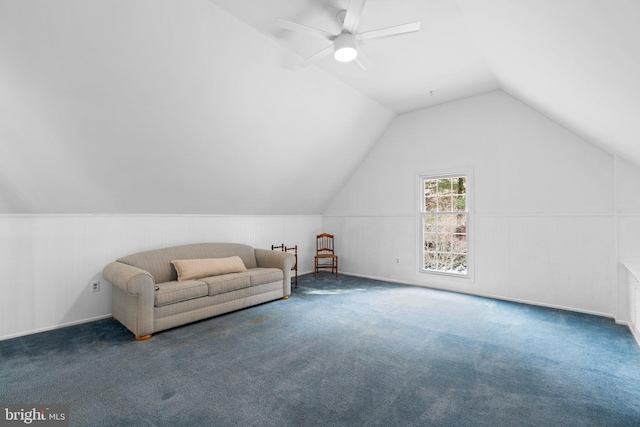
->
{"left": 456, "top": 0, "right": 640, "bottom": 169}
{"left": 1, "top": 0, "right": 639, "bottom": 214}
{"left": 209, "top": 0, "right": 500, "bottom": 113}
{"left": 0, "top": 0, "right": 394, "bottom": 214}
{"left": 211, "top": 0, "right": 640, "bottom": 167}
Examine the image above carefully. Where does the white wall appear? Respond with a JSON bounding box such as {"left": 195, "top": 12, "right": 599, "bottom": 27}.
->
{"left": 4, "top": 89, "right": 639, "bottom": 341}
{"left": 0, "top": 214, "right": 321, "bottom": 340}
{"left": 615, "top": 157, "right": 640, "bottom": 321}
{"left": 324, "top": 91, "right": 622, "bottom": 317}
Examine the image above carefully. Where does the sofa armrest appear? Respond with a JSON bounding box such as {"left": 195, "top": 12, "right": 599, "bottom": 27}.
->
{"left": 102, "top": 261, "right": 155, "bottom": 296}
{"left": 255, "top": 249, "right": 295, "bottom": 271}
{"left": 255, "top": 249, "right": 296, "bottom": 297}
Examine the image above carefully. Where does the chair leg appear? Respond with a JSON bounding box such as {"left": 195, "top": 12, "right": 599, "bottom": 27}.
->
{"left": 135, "top": 334, "right": 152, "bottom": 341}
{"left": 315, "top": 256, "right": 339, "bottom": 277}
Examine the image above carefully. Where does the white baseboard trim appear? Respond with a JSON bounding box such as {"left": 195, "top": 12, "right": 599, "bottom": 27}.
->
{"left": 633, "top": 327, "right": 640, "bottom": 349}
{"left": 341, "top": 271, "right": 615, "bottom": 320}
{"left": 2, "top": 272, "right": 629, "bottom": 343}
{"left": 2, "top": 273, "right": 316, "bottom": 342}
{"left": 0, "top": 314, "right": 114, "bottom": 342}
{"left": 619, "top": 319, "right": 640, "bottom": 347}
{"left": 619, "top": 317, "right": 640, "bottom": 348}
{"left": 297, "top": 269, "right": 314, "bottom": 276}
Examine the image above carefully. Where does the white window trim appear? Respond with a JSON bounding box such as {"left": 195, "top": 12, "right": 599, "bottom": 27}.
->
{"left": 416, "top": 167, "right": 474, "bottom": 280}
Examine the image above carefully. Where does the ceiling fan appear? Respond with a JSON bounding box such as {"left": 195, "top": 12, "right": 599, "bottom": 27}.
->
{"left": 275, "top": 0, "right": 421, "bottom": 69}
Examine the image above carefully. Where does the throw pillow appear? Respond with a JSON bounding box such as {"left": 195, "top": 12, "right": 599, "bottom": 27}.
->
{"left": 172, "top": 256, "right": 248, "bottom": 281}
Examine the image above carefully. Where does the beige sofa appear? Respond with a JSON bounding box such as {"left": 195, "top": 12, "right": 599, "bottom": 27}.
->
{"left": 102, "top": 243, "right": 295, "bottom": 340}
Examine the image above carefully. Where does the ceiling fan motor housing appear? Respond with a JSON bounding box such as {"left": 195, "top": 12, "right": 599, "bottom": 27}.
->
{"left": 275, "top": 0, "right": 420, "bottom": 67}
{"left": 334, "top": 33, "right": 358, "bottom": 62}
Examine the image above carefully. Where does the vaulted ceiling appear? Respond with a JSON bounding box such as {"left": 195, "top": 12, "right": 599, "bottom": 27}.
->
{"left": 0, "top": 0, "right": 638, "bottom": 214}
{"left": 210, "top": 0, "right": 500, "bottom": 113}
{"left": 211, "top": 0, "right": 640, "bottom": 166}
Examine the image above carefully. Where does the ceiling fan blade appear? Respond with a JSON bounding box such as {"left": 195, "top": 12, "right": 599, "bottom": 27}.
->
{"left": 299, "top": 45, "right": 334, "bottom": 67}
{"left": 275, "top": 18, "right": 335, "bottom": 41}
{"left": 355, "top": 50, "right": 372, "bottom": 70}
{"left": 356, "top": 22, "right": 421, "bottom": 41}
{"left": 342, "top": 0, "right": 367, "bottom": 34}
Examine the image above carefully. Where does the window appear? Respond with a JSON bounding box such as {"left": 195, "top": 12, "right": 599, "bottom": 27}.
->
{"left": 420, "top": 173, "right": 469, "bottom": 276}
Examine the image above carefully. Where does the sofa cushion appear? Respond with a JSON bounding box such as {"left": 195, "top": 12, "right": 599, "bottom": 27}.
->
{"left": 154, "top": 280, "right": 208, "bottom": 307}
{"left": 172, "top": 256, "right": 248, "bottom": 282}
{"left": 200, "top": 272, "right": 252, "bottom": 296}
{"left": 246, "top": 268, "right": 284, "bottom": 286}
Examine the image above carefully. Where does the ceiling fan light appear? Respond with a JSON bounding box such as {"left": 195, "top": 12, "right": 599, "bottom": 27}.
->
{"left": 333, "top": 33, "right": 358, "bottom": 62}
{"left": 334, "top": 46, "right": 357, "bottom": 62}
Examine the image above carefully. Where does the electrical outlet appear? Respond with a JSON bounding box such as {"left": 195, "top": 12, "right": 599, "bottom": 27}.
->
{"left": 91, "top": 280, "right": 100, "bottom": 292}
{"left": 396, "top": 258, "right": 400, "bottom": 264}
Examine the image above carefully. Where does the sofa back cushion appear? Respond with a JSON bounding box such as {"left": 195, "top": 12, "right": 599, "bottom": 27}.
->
{"left": 116, "top": 243, "right": 258, "bottom": 284}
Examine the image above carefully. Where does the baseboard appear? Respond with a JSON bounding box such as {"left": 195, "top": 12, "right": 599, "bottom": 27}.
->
{"left": 0, "top": 314, "right": 114, "bottom": 342}
{"left": 611, "top": 319, "right": 640, "bottom": 349}
{"left": 619, "top": 319, "right": 640, "bottom": 347}
{"left": 342, "top": 272, "right": 615, "bottom": 320}
{"left": 2, "top": 273, "right": 626, "bottom": 343}
{"left": 633, "top": 328, "right": 640, "bottom": 349}
{"left": 297, "top": 269, "right": 314, "bottom": 276}
{"left": 3, "top": 274, "right": 314, "bottom": 342}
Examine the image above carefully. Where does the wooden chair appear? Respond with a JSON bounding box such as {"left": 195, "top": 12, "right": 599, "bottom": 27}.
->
{"left": 272, "top": 243, "right": 298, "bottom": 288}
{"left": 314, "top": 233, "right": 338, "bottom": 277}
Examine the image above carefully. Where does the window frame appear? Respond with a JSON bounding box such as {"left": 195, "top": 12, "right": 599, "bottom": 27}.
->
{"left": 417, "top": 168, "right": 473, "bottom": 280}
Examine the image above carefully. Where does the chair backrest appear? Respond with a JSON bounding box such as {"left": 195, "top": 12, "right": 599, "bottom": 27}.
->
{"left": 316, "top": 233, "right": 335, "bottom": 255}
{"left": 273, "top": 243, "right": 297, "bottom": 269}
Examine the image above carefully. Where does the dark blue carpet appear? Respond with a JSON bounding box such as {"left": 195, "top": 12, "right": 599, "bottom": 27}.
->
{"left": 1, "top": 274, "right": 640, "bottom": 426}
